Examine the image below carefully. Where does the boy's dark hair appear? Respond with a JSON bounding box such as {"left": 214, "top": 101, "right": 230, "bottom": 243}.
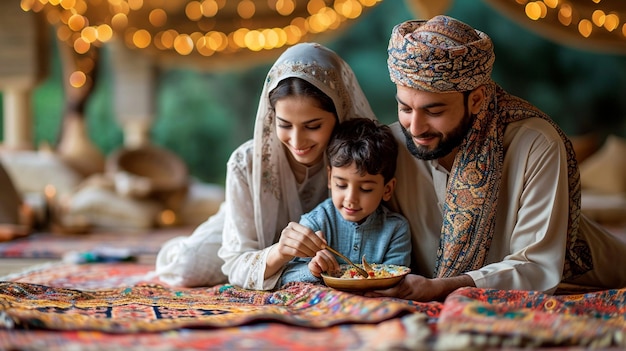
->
{"left": 327, "top": 118, "right": 398, "bottom": 183}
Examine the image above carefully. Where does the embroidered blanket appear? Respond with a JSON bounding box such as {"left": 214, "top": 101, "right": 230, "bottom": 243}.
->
{"left": 1, "top": 262, "right": 625, "bottom": 349}
{"left": 0, "top": 281, "right": 422, "bottom": 332}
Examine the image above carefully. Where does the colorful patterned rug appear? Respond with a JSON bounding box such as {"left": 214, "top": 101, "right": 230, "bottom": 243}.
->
{"left": 0, "top": 228, "right": 184, "bottom": 259}
{"left": 0, "top": 281, "right": 423, "bottom": 331}
{"left": 0, "top": 263, "right": 433, "bottom": 350}
{"left": 1, "top": 262, "right": 626, "bottom": 350}
{"left": 437, "top": 287, "right": 626, "bottom": 349}
{"left": 0, "top": 319, "right": 421, "bottom": 351}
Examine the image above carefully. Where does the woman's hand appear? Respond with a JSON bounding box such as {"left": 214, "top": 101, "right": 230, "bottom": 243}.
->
{"left": 277, "top": 222, "right": 327, "bottom": 258}
{"left": 308, "top": 248, "right": 339, "bottom": 277}
{"left": 266, "top": 222, "right": 327, "bottom": 276}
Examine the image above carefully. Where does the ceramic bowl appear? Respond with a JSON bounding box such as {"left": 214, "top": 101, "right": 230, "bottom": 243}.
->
{"left": 321, "top": 264, "right": 410, "bottom": 292}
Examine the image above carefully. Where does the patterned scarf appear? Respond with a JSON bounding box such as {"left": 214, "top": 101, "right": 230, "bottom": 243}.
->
{"left": 387, "top": 16, "right": 591, "bottom": 280}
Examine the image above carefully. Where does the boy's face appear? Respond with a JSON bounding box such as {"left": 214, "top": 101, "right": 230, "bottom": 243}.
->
{"left": 328, "top": 163, "right": 395, "bottom": 224}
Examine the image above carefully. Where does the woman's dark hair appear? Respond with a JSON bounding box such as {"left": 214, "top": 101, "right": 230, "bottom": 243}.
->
{"left": 327, "top": 118, "right": 398, "bottom": 183}
{"left": 268, "top": 77, "right": 337, "bottom": 116}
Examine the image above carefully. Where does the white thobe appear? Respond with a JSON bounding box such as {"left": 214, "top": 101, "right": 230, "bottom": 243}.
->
{"left": 389, "top": 118, "right": 626, "bottom": 293}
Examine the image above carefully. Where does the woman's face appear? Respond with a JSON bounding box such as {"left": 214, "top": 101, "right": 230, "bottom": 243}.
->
{"left": 275, "top": 96, "right": 337, "bottom": 167}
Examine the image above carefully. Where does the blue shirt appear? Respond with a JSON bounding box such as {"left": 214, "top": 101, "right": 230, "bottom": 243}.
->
{"left": 278, "top": 198, "right": 412, "bottom": 287}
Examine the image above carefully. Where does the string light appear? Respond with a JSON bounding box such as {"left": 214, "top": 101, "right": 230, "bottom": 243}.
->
{"left": 520, "top": 0, "right": 624, "bottom": 40}
{"left": 20, "top": 0, "right": 382, "bottom": 59}
{"left": 21, "top": 0, "right": 624, "bottom": 68}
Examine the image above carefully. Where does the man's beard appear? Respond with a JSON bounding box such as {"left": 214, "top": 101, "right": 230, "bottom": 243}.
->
{"left": 402, "top": 109, "right": 474, "bottom": 161}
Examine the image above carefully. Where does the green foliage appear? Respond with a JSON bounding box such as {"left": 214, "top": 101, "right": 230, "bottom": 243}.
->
{"left": 447, "top": 0, "right": 626, "bottom": 137}
{"left": 149, "top": 62, "right": 270, "bottom": 183}
{"left": 31, "top": 32, "right": 64, "bottom": 148}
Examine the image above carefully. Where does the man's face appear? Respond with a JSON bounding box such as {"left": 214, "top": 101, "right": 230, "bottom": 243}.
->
{"left": 395, "top": 85, "right": 477, "bottom": 160}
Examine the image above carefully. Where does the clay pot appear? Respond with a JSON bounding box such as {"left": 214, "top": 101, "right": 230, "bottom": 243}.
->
{"left": 106, "top": 144, "right": 189, "bottom": 211}
{"left": 56, "top": 114, "right": 106, "bottom": 177}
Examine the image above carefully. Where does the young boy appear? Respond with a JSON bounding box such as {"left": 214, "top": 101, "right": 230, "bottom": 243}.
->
{"left": 278, "top": 118, "right": 411, "bottom": 287}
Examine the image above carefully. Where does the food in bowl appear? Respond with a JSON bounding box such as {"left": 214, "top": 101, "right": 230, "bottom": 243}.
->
{"left": 334, "top": 263, "right": 409, "bottom": 279}
{"left": 321, "top": 264, "right": 411, "bottom": 291}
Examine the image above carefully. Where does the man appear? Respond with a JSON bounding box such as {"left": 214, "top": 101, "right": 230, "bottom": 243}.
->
{"left": 372, "top": 15, "right": 626, "bottom": 302}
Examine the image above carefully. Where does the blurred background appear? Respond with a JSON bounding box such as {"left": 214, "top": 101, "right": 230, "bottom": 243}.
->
{"left": 2, "top": 0, "right": 626, "bottom": 186}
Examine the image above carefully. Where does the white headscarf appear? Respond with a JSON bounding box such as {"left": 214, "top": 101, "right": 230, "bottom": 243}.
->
{"left": 251, "top": 42, "right": 377, "bottom": 248}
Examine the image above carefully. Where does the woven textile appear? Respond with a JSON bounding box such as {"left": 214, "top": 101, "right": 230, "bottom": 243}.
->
{"left": 0, "top": 319, "right": 419, "bottom": 351}
{"left": 0, "top": 281, "right": 424, "bottom": 333}
{"left": 0, "top": 263, "right": 435, "bottom": 350}
{"left": 2, "top": 262, "right": 626, "bottom": 349}
{"left": 437, "top": 287, "right": 626, "bottom": 348}
{"left": 0, "top": 262, "right": 428, "bottom": 333}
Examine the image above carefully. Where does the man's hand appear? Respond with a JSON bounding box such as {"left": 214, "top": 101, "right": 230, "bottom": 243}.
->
{"left": 366, "top": 274, "right": 475, "bottom": 301}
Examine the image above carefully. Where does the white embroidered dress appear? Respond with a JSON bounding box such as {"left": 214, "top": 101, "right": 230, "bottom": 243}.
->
{"left": 155, "top": 43, "right": 376, "bottom": 290}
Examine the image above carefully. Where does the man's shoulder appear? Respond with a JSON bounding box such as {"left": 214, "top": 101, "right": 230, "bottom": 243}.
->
{"left": 388, "top": 122, "right": 420, "bottom": 161}
{"left": 388, "top": 121, "right": 404, "bottom": 137}
{"left": 504, "top": 118, "right": 564, "bottom": 148}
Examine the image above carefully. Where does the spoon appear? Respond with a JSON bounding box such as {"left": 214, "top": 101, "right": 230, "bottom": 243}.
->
{"left": 323, "top": 245, "right": 369, "bottom": 278}
{"left": 361, "top": 255, "right": 373, "bottom": 273}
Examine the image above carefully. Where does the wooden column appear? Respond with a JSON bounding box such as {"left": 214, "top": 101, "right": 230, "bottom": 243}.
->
{"left": 0, "top": 3, "right": 48, "bottom": 150}
{"left": 3, "top": 90, "right": 33, "bottom": 150}
{"left": 109, "top": 40, "right": 156, "bottom": 148}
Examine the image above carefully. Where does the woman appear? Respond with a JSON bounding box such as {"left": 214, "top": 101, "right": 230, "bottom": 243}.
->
{"left": 155, "top": 42, "right": 377, "bottom": 290}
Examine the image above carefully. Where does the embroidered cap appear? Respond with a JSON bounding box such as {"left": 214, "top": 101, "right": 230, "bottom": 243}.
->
{"left": 387, "top": 15, "right": 495, "bottom": 92}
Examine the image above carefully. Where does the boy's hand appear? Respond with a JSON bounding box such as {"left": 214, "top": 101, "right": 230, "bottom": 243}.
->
{"left": 308, "top": 247, "right": 340, "bottom": 277}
